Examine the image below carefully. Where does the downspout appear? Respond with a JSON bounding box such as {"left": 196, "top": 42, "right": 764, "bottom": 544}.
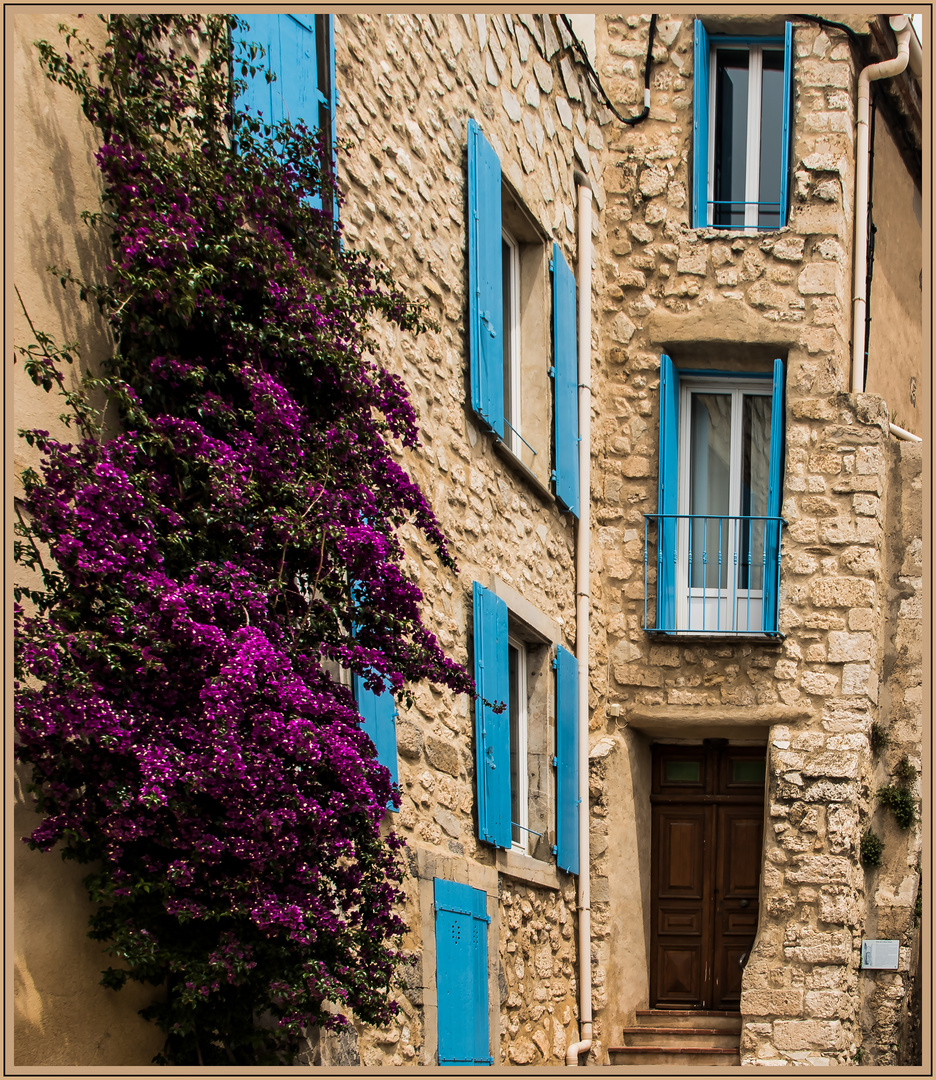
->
{"left": 851, "top": 14, "right": 911, "bottom": 393}
{"left": 566, "top": 170, "right": 593, "bottom": 1066}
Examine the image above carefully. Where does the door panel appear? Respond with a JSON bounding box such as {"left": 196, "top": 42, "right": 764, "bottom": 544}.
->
{"left": 651, "top": 805, "right": 712, "bottom": 1007}
{"left": 713, "top": 804, "right": 763, "bottom": 1009}
{"left": 650, "top": 744, "right": 764, "bottom": 1010}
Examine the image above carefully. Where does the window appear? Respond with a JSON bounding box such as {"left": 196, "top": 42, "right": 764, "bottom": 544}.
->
{"left": 648, "top": 356, "right": 785, "bottom": 636}
{"left": 434, "top": 878, "right": 492, "bottom": 1066}
{"left": 692, "top": 21, "right": 793, "bottom": 229}
{"left": 472, "top": 581, "right": 579, "bottom": 872}
{"left": 233, "top": 14, "right": 336, "bottom": 214}
{"left": 466, "top": 119, "right": 579, "bottom": 514}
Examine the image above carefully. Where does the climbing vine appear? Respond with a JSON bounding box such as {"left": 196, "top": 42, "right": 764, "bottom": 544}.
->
{"left": 15, "top": 15, "right": 472, "bottom": 1065}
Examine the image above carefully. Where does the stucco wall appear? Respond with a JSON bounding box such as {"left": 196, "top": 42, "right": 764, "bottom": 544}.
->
{"left": 864, "top": 109, "right": 923, "bottom": 436}
{"left": 12, "top": 14, "right": 164, "bottom": 1067}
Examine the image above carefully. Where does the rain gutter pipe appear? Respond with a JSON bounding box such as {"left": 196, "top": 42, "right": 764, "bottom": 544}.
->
{"left": 852, "top": 14, "right": 911, "bottom": 395}
{"left": 567, "top": 170, "right": 593, "bottom": 1067}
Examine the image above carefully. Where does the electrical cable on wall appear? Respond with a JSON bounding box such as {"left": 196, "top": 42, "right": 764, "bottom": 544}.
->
{"left": 558, "top": 14, "right": 657, "bottom": 127}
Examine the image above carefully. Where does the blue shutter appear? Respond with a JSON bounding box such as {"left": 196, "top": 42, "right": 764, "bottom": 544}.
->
{"left": 779, "top": 22, "right": 793, "bottom": 228}
{"left": 472, "top": 582, "right": 510, "bottom": 848}
{"left": 552, "top": 243, "right": 580, "bottom": 517}
{"left": 434, "top": 878, "right": 492, "bottom": 1066}
{"left": 234, "top": 15, "right": 334, "bottom": 214}
{"left": 692, "top": 20, "right": 711, "bottom": 228}
{"left": 763, "top": 358, "right": 785, "bottom": 633}
{"left": 657, "top": 355, "right": 680, "bottom": 632}
{"left": 467, "top": 120, "right": 504, "bottom": 437}
{"left": 554, "top": 645, "right": 580, "bottom": 875}
{"left": 353, "top": 674, "right": 399, "bottom": 808}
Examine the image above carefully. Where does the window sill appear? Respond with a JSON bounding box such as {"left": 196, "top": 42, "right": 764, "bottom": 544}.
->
{"left": 495, "top": 847, "right": 564, "bottom": 891}
{"left": 491, "top": 437, "right": 558, "bottom": 509}
{"left": 644, "top": 629, "right": 784, "bottom": 644}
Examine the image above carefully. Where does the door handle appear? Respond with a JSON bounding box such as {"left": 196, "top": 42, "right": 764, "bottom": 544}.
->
{"left": 739, "top": 898, "right": 750, "bottom": 908}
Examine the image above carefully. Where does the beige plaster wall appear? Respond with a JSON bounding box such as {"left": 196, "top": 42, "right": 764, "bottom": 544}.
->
{"left": 11, "top": 14, "right": 164, "bottom": 1067}
{"left": 864, "top": 111, "right": 923, "bottom": 435}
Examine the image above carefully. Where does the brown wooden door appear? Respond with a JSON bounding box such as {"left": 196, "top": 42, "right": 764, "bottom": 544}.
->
{"left": 650, "top": 744, "right": 765, "bottom": 1010}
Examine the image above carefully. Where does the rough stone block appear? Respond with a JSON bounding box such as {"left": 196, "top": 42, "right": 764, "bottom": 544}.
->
{"left": 826, "top": 630, "right": 872, "bottom": 662}
{"left": 785, "top": 856, "right": 851, "bottom": 885}
{"left": 743, "top": 989, "right": 804, "bottom": 1017}
{"left": 773, "top": 1019, "right": 845, "bottom": 1051}
{"left": 800, "top": 671, "right": 839, "bottom": 696}
{"left": 425, "top": 735, "right": 461, "bottom": 777}
{"left": 809, "top": 578, "right": 874, "bottom": 607}
{"left": 798, "top": 263, "right": 841, "bottom": 295}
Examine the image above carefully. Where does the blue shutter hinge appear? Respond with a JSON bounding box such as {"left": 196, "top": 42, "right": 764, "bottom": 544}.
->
{"left": 549, "top": 259, "right": 555, "bottom": 272}
{"left": 551, "top": 844, "right": 559, "bottom": 855}
{"left": 552, "top": 755, "right": 559, "bottom": 767}
{"left": 551, "top": 470, "right": 558, "bottom": 483}
{"left": 548, "top": 366, "right": 556, "bottom": 378}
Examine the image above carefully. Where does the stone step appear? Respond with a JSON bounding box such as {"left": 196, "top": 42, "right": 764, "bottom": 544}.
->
{"left": 621, "top": 1025, "right": 741, "bottom": 1048}
{"left": 608, "top": 1046, "right": 741, "bottom": 1067}
{"left": 633, "top": 1009, "right": 742, "bottom": 1032}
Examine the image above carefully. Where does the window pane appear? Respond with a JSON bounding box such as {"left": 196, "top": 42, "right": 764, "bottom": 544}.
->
{"left": 689, "top": 393, "right": 732, "bottom": 589}
{"left": 758, "top": 50, "right": 785, "bottom": 228}
{"left": 508, "top": 642, "right": 521, "bottom": 845}
{"left": 714, "top": 49, "right": 749, "bottom": 228}
{"left": 732, "top": 758, "right": 766, "bottom": 784}
{"left": 739, "top": 394, "right": 772, "bottom": 591}
{"left": 502, "top": 239, "right": 513, "bottom": 432}
{"left": 665, "top": 760, "right": 702, "bottom": 783}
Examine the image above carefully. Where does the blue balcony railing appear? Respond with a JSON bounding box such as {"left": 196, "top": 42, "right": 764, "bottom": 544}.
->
{"left": 643, "top": 513, "right": 785, "bottom": 636}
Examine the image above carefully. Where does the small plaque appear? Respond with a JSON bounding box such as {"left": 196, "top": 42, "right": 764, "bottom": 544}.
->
{"left": 861, "top": 939, "right": 900, "bottom": 969}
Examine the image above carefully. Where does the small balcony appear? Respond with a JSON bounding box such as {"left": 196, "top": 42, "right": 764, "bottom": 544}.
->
{"left": 643, "top": 513, "right": 785, "bottom": 638}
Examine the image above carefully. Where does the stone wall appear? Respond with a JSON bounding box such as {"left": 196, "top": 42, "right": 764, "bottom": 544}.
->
{"left": 333, "top": 14, "right": 605, "bottom": 1066}
{"left": 587, "top": 12, "right": 922, "bottom": 1067}
{"left": 498, "top": 880, "right": 578, "bottom": 1064}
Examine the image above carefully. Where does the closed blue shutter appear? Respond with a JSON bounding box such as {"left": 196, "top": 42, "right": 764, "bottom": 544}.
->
{"left": 763, "top": 358, "right": 785, "bottom": 633}
{"left": 779, "top": 22, "right": 793, "bottom": 228}
{"left": 472, "top": 582, "right": 510, "bottom": 848}
{"left": 554, "top": 645, "right": 580, "bottom": 875}
{"left": 434, "top": 879, "right": 491, "bottom": 1066}
{"left": 552, "top": 243, "right": 579, "bottom": 516}
{"left": 692, "top": 20, "right": 711, "bottom": 228}
{"left": 467, "top": 120, "right": 504, "bottom": 437}
{"left": 353, "top": 674, "right": 399, "bottom": 808}
{"left": 234, "top": 15, "right": 334, "bottom": 213}
{"left": 657, "top": 355, "right": 679, "bottom": 632}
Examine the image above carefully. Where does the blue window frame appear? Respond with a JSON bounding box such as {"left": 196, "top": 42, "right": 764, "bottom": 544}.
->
{"left": 434, "top": 878, "right": 492, "bottom": 1066}
{"left": 233, "top": 14, "right": 337, "bottom": 215}
{"left": 693, "top": 21, "right": 793, "bottom": 229}
{"left": 647, "top": 357, "right": 785, "bottom": 636}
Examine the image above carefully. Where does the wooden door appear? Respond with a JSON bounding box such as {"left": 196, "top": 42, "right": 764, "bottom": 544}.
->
{"left": 650, "top": 744, "right": 765, "bottom": 1010}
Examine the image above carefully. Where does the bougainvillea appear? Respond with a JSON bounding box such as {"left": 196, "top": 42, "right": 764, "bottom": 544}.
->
{"left": 15, "top": 15, "right": 473, "bottom": 1065}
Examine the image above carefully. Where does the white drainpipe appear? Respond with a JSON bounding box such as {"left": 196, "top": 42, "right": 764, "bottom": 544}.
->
{"left": 851, "top": 14, "right": 912, "bottom": 394}
{"left": 566, "top": 171, "right": 593, "bottom": 1067}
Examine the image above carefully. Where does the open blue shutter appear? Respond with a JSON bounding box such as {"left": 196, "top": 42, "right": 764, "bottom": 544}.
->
{"left": 554, "top": 645, "right": 579, "bottom": 874}
{"left": 467, "top": 120, "right": 504, "bottom": 437}
{"left": 434, "top": 879, "right": 491, "bottom": 1066}
{"left": 234, "top": 15, "right": 334, "bottom": 214}
{"left": 779, "top": 22, "right": 793, "bottom": 228}
{"left": 472, "top": 582, "right": 510, "bottom": 848}
{"left": 657, "top": 355, "right": 679, "bottom": 632}
{"left": 552, "top": 243, "right": 579, "bottom": 516}
{"left": 353, "top": 674, "right": 398, "bottom": 808}
{"left": 763, "top": 358, "right": 785, "bottom": 633}
{"left": 692, "top": 20, "right": 711, "bottom": 228}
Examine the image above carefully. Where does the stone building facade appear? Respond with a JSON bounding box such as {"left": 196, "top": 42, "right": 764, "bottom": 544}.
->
{"left": 13, "top": 11, "right": 924, "bottom": 1070}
